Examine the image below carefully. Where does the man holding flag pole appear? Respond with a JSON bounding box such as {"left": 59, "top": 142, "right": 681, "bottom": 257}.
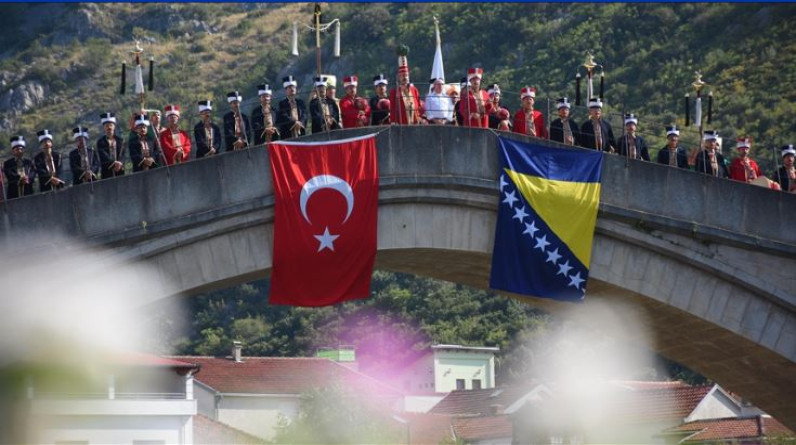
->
{"left": 425, "top": 16, "right": 454, "bottom": 125}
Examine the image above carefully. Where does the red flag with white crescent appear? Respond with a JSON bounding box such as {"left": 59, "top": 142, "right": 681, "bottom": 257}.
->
{"left": 268, "top": 134, "right": 378, "bottom": 306}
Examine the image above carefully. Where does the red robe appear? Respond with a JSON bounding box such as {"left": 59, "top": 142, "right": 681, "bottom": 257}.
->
{"left": 456, "top": 89, "right": 492, "bottom": 128}
{"left": 729, "top": 157, "right": 762, "bottom": 182}
{"left": 512, "top": 109, "right": 548, "bottom": 139}
{"left": 389, "top": 85, "right": 422, "bottom": 125}
{"left": 160, "top": 128, "right": 192, "bottom": 165}
{"left": 340, "top": 95, "right": 371, "bottom": 129}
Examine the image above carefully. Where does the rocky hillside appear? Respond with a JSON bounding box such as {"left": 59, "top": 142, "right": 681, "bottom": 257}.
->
{"left": 0, "top": 3, "right": 794, "bottom": 169}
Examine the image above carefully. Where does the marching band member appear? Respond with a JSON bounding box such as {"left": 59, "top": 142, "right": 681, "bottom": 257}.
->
{"left": 340, "top": 75, "right": 370, "bottom": 129}
{"left": 389, "top": 47, "right": 424, "bottom": 125}
{"left": 656, "top": 125, "right": 689, "bottom": 169}
{"left": 513, "top": 87, "right": 547, "bottom": 138}
{"left": 277, "top": 76, "right": 307, "bottom": 139}
{"left": 580, "top": 98, "right": 615, "bottom": 152}
{"left": 458, "top": 67, "right": 491, "bottom": 128}
{"left": 159, "top": 104, "right": 191, "bottom": 165}
{"left": 617, "top": 113, "right": 650, "bottom": 161}
{"left": 129, "top": 113, "right": 161, "bottom": 171}
{"left": 33, "top": 129, "right": 65, "bottom": 192}
{"left": 774, "top": 145, "right": 796, "bottom": 193}
{"left": 729, "top": 137, "right": 762, "bottom": 182}
{"left": 97, "top": 112, "right": 125, "bottom": 179}
{"left": 251, "top": 85, "right": 280, "bottom": 144}
{"left": 223, "top": 91, "right": 251, "bottom": 151}
{"left": 309, "top": 77, "right": 340, "bottom": 133}
{"left": 695, "top": 130, "right": 729, "bottom": 178}
{"left": 3, "top": 136, "right": 34, "bottom": 198}
{"left": 69, "top": 126, "right": 100, "bottom": 185}
{"left": 550, "top": 97, "right": 579, "bottom": 146}
{"left": 370, "top": 74, "right": 390, "bottom": 126}
{"left": 194, "top": 100, "right": 222, "bottom": 158}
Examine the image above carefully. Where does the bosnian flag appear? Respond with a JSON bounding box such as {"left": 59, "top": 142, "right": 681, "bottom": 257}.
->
{"left": 268, "top": 134, "right": 378, "bottom": 306}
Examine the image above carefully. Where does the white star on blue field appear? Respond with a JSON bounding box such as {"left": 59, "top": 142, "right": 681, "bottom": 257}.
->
{"left": 497, "top": 173, "right": 587, "bottom": 295}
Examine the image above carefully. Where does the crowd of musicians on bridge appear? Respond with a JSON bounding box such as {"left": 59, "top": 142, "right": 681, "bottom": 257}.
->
{"left": 4, "top": 58, "right": 796, "bottom": 200}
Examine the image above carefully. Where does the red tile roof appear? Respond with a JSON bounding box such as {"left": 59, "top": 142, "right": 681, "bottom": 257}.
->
{"left": 610, "top": 384, "right": 713, "bottom": 423}
{"left": 666, "top": 416, "right": 794, "bottom": 442}
{"left": 392, "top": 413, "right": 455, "bottom": 445}
{"left": 452, "top": 415, "right": 513, "bottom": 441}
{"left": 173, "top": 356, "right": 402, "bottom": 398}
{"left": 430, "top": 384, "right": 545, "bottom": 416}
{"left": 193, "top": 414, "right": 266, "bottom": 444}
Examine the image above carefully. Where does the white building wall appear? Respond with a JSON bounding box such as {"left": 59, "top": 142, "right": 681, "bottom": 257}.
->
{"left": 194, "top": 383, "right": 217, "bottom": 419}
{"left": 216, "top": 395, "right": 300, "bottom": 441}
{"left": 401, "top": 395, "right": 446, "bottom": 413}
{"left": 685, "top": 388, "right": 741, "bottom": 422}
{"left": 434, "top": 354, "right": 494, "bottom": 393}
{"left": 31, "top": 414, "right": 192, "bottom": 445}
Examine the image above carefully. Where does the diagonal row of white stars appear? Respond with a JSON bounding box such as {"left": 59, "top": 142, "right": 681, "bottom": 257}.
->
{"left": 500, "top": 175, "right": 585, "bottom": 291}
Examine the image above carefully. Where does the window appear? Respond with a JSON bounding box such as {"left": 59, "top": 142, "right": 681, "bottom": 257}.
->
{"left": 472, "top": 379, "right": 482, "bottom": 390}
{"left": 456, "top": 379, "right": 465, "bottom": 390}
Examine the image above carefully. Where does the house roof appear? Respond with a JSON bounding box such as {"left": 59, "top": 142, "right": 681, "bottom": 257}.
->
{"left": 193, "top": 414, "right": 266, "bottom": 444}
{"left": 452, "top": 415, "right": 513, "bottom": 441}
{"left": 610, "top": 384, "right": 714, "bottom": 423}
{"left": 664, "top": 416, "right": 794, "bottom": 442}
{"left": 430, "top": 383, "right": 545, "bottom": 416}
{"left": 392, "top": 413, "right": 455, "bottom": 445}
{"left": 173, "top": 356, "right": 402, "bottom": 397}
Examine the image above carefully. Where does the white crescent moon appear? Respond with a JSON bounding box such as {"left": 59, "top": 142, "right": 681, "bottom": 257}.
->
{"left": 299, "top": 175, "right": 354, "bottom": 224}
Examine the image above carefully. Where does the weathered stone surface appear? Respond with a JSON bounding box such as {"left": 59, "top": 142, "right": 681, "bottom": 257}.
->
{"left": 0, "top": 80, "right": 46, "bottom": 116}
{"left": 1, "top": 126, "right": 795, "bottom": 428}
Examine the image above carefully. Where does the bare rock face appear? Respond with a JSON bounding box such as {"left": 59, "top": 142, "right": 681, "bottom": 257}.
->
{"left": 49, "top": 4, "right": 114, "bottom": 45}
{"left": 0, "top": 117, "right": 14, "bottom": 133}
{"left": 0, "top": 81, "right": 47, "bottom": 116}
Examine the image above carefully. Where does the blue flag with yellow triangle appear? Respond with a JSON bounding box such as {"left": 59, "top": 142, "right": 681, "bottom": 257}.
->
{"left": 489, "top": 136, "right": 603, "bottom": 302}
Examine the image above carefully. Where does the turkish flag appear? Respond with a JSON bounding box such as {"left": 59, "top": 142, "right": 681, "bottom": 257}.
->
{"left": 268, "top": 134, "right": 378, "bottom": 306}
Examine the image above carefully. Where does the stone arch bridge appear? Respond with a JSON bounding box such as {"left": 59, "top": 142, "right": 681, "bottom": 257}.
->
{"left": 1, "top": 126, "right": 794, "bottom": 427}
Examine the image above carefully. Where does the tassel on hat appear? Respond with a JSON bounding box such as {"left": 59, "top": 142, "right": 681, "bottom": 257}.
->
{"left": 120, "top": 62, "right": 126, "bottom": 95}
{"left": 148, "top": 57, "right": 155, "bottom": 92}
{"left": 685, "top": 94, "right": 690, "bottom": 127}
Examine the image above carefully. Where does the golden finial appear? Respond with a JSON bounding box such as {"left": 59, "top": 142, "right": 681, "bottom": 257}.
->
{"left": 130, "top": 39, "right": 144, "bottom": 55}
{"left": 692, "top": 71, "right": 707, "bottom": 91}
{"left": 582, "top": 51, "right": 597, "bottom": 71}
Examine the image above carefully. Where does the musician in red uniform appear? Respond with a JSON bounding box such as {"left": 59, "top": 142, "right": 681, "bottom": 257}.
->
{"left": 339, "top": 75, "right": 371, "bottom": 129}
{"left": 389, "top": 48, "right": 424, "bottom": 125}
{"left": 457, "top": 67, "right": 492, "bottom": 128}
{"left": 728, "top": 137, "right": 762, "bottom": 183}
{"left": 513, "top": 87, "right": 548, "bottom": 138}
{"left": 159, "top": 104, "right": 191, "bottom": 166}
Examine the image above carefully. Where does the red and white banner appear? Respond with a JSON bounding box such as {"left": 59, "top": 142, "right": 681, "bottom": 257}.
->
{"left": 268, "top": 134, "right": 378, "bottom": 306}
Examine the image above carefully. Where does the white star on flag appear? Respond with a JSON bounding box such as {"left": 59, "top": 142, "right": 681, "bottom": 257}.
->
{"left": 314, "top": 226, "right": 340, "bottom": 252}
{"left": 512, "top": 205, "right": 528, "bottom": 222}
{"left": 546, "top": 248, "right": 562, "bottom": 264}
{"left": 568, "top": 272, "right": 585, "bottom": 290}
{"left": 557, "top": 260, "right": 573, "bottom": 276}
{"left": 534, "top": 235, "right": 550, "bottom": 251}
{"left": 522, "top": 221, "right": 538, "bottom": 237}
{"left": 502, "top": 189, "right": 519, "bottom": 207}
{"left": 499, "top": 174, "right": 509, "bottom": 190}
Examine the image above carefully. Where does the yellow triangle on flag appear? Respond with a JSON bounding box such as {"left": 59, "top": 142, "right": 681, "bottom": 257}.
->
{"left": 505, "top": 168, "right": 601, "bottom": 268}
